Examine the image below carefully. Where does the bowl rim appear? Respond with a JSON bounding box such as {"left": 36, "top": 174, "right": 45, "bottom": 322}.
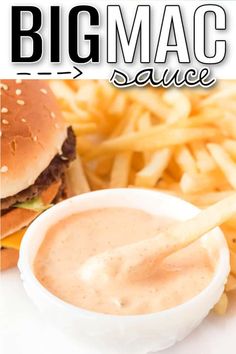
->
{"left": 18, "top": 188, "right": 230, "bottom": 322}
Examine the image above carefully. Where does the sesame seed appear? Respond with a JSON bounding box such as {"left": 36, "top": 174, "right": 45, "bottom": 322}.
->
{"left": 0, "top": 165, "right": 8, "bottom": 173}
{"left": 2, "top": 119, "right": 9, "bottom": 125}
{"left": 21, "top": 118, "right": 26, "bottom": 123}
{"left": 33, "top": 136, "right": 38, "bottom": 141}
{"left": 0, "top": 83, "right": 8, "bottom": 90}
{"left": 40, "top": 88, "right": 48, "bottom": 95}
{"left": 1, "top": 107, "right": 8, "bottom": 113}
{"left": 50, "top": 112, "right": 56, "bottom": 119}
{"left": 0, "top": 131, "right": 2, "bottom": 137}
{"left": 112, "top": 298, "right": 124, "bottom": 308}
{"left": 55, "top": 123, "right": 60, "bottom": 129}
{"left": 57, "top": 146, "right": 63, "bottom": 154}
{"left": 16, "top": 89, "right": 22, "bottom": 96}
{"left": 16, "top": 79, "right": 22, "bottom": 84}
{"left": 17, "top": 99, "right": 25, "bottom": 105}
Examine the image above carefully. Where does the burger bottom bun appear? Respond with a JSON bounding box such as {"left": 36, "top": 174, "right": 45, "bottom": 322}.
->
{"left": 1, "top": 180, "right": 61, "bottom": 239}
{"left": 0, "top": 248, "right": 19, "bottom": 270}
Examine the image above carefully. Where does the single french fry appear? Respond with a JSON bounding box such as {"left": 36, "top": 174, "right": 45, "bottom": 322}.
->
{"left": 207, "top": 143, "right": 236, "bottom": 189}
{"left": 86, "top": 127, "right": 218, "bottom": 159}
{"left": 127, "top": 128, "right": 218, "bottom": 151}
{"left": 175, "top": 146, "right": 198, "bottom": 174}
{"left": 185, "top": 109, "right": 222, "bottom": 127}
{"left": 85, "top": 169, "right": 107, "bottom": 190}
{"left": 137, "top": 112, "right": 152, "bottom": 163}
{"left": 109, "top": 105, "right": 138, "bottom": 188}
{"left": 72, "top": 122, "right": 97, "bottom": 135}
{"left": 108, "top": 119, "right": 172, "bottom": 146}
{"left": 137, "top": 112, "right": 152, "bottom": 131}
{"left": 190, "top": 142, "right": 216, "bottom": 173}
{"left": 213, "top": 293, "right": 228, "bottom": 315}
{"left": 95, "top": 156, "right": 113, "bottom": 177}
{"left": 225, "top": 274, "right": 236, "bottom": 292}
{"left": 223, "top": 139, "right": 236, "bottom": 160}
{"left": 66, "top": 157, "right": 90, "bottom": 195}
{"left": 135, "top": 148, "right": 172, "bottom": 188}
{"left": 180, "top": 171, "right": 228, "bottom": 194}
{"left": 109, "top": 152, "right": 132, "bottom": 188}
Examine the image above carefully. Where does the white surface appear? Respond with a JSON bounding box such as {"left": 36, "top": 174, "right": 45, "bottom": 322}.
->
{"left": 1, "top": 268, "right": 236, "bottom": 354}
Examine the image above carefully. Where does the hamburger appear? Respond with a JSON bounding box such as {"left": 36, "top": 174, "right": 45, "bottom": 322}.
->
{"left": 0, "top": 80, "right": 76, "bottom": 270}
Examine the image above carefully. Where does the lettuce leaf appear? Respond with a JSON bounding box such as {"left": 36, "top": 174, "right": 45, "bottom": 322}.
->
{"left": 14, "top": 197, "right": 53, "bottom": 212}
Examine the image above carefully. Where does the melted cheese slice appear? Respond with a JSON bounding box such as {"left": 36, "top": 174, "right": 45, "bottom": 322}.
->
{"left": 1, "top": 228, "right": 26, "bottom": 250}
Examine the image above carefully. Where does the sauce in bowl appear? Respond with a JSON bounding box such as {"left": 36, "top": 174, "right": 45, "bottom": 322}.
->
{"left": 34, "top": 207, "right": 216, "bottom": 315}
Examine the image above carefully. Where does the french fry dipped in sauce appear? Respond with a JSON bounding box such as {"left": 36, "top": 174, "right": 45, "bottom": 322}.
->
{"left": 80, "top": 194, "right": 236, "bottom": 284}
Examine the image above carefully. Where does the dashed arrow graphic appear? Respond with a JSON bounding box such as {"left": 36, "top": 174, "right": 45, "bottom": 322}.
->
{"left": 17, "top": 66, "right": 83, "bottom": 80}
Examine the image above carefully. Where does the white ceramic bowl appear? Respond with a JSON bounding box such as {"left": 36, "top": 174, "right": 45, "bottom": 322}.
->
{"left": 18, "top": 189, "right": 230, "bottom": 354}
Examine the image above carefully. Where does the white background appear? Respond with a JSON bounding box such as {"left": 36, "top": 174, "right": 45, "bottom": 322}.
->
{"left": 1, "top": 268, "right": 236, "bottom": 354}
{"left": 0, "top": 0, "right": 236, "bottom": 79}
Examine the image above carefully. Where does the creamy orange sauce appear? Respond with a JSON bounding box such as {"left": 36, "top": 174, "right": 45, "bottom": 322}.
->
{"left": 34, "top": 208, "right": 215, "bottom": 315}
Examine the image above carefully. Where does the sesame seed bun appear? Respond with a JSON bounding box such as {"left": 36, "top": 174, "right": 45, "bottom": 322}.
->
{"left": 0, "top": 80, "right": 67, "bottom": 199}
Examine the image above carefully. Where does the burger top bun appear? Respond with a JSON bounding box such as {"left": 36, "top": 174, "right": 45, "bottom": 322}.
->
{"left": 1, "top": 80, "right": 67, "bottom": 199}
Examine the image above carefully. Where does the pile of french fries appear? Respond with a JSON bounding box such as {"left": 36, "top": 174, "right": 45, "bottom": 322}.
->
{"left": 50, "top": 80, "right": 236, "bottom": 313}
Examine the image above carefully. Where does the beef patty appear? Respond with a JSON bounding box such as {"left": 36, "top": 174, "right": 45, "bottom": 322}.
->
{"left": 1, "top": 127, "right": 76, "bottom": 211}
